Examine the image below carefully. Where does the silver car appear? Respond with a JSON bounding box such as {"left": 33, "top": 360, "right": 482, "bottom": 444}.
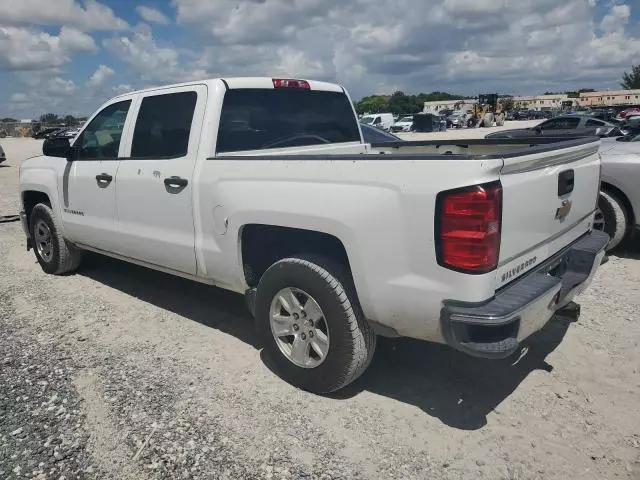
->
{"left": 595, "top": 132, "right": 640, "bottom": 250}
{"left": 486, "top": 114, "right": 625, "bottom": 139}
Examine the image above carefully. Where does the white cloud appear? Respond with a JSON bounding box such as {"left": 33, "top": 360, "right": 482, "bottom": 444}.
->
{"left": 10, "top": 93, "right": 30, "bottom": 103}
{"left": 0, "top": 0, "right": 128, "bottom": 31}
{"left": 167, "top": 0, "right": 640, "bottom": 97}
{"left": 274, "top": 47, "right": 325, "bottom": 77}
{"left": 87, "top": 64, "right": 115, "bottom": 87}
{"left": 136, "top": 5, "right": 171, "bottom": 25}
{"left": 113, "top": 84, "right": 134, "bottom": 95}
{"left": 3, "top": 0, "right": 640, "bottom": 118}
{"left": 102, "top": 24, "right": 208, "bottom": 84}
{"left": 45, "top": 77, "right": 77, "bottom": 96}
{"left": 600, "top": 4, "right": 630, "bottom": 34}
{"left": 103, "top": 25, "right": 180, "bottom": 82}
{"left": 0, "top": 26, "right": 96, "bottom": 71}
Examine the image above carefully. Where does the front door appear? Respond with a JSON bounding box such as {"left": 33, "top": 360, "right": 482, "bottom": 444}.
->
{"left": 61, "top": 99, "right": 133, "bottom": 252}
{"left": 114, "top": 86, "right": 205, "bottom": 275}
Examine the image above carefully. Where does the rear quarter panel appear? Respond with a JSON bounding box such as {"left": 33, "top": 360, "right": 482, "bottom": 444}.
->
{"left": 195, "top": 156, "right": 504, "bottom": 341}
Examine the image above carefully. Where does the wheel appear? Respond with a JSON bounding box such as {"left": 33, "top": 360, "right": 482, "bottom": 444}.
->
{"left": 255, "top": 256, "right": 376, "bottom": 393}
{"left": 595, "top": 191, "right": 628, "bottom": 251}
{"left": 29, "top": 203, "right": 82, "bottom": 274}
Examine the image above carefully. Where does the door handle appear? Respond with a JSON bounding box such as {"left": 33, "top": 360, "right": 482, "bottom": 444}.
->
{"left": 558, "top": 169, "right": 575, "bottom": 196}
{"left": 95, "top": 173, "right": 113, "bottom": 187}
{"left": 164, "top": 176, "right": 188, "bottom": 188}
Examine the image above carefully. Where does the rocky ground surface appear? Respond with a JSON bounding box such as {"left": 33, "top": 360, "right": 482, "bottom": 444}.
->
{"left": 1, "top": 138, "right": 639, "bottom": 479}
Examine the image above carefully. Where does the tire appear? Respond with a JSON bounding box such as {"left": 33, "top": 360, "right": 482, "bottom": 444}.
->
{"left": 596, "top": 191, "right": 628, "bottom": 251}
{"left": 255, "top": 256, "right": 376, "bottom": 393}
{"left": 29, "top": 203, "right": 82, "bottom": 274}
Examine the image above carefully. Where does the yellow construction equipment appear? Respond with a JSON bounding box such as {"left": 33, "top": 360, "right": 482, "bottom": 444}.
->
{"left": 470, "top": 94, "right": 506, "bottom": 127}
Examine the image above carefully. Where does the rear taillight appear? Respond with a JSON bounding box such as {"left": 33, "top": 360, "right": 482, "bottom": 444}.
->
{"left": 272, "top": 78, "right": 310, "bottom": 89}
{"left": 436, "top": 182, "right": 502, "bottom": 274}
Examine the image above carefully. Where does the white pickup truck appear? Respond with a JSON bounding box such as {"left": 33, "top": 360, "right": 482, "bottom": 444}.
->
{"left": 20, "top": 77, "right": 609, "bottom": 393}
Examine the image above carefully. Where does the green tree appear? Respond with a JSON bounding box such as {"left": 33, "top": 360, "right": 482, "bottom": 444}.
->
{"left": 500, "top": 96, "right": 515, "bottom": 112}
{"left": 39, "top": 113, "right": 59, "bottom": 124}
{"left": 621, "top": 65, "right": 640, "bottom": 89}
{"left": 63, "top": 114, "right": 77, "bottom": 125}
{"left": 1, "top": 117, "right": 18, "bottom": 123}
{"left": 354, "top": 95, "right": 390, "bottom": 115}
{"left": 387, "top": 91, "right": 421, "bottom": 115}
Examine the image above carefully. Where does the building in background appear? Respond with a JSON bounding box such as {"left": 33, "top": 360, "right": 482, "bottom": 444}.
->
{"left": 579, "top": 90, "right": 640, "bottom": 107}
{"left": 424, "top": 89, "right": 640, "bottom": 113}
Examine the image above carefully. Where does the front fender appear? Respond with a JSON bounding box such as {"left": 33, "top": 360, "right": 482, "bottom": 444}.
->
{"left": 19, "top": 157, "right": 65, "bottom": 231}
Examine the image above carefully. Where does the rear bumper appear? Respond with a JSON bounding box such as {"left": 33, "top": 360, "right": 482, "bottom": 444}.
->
{"left": 440, "top": 230, "right": 609, "bottom": 359}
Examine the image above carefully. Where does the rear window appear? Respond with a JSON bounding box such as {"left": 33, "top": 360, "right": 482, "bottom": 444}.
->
{"left": 216, "top": 89, "right": 361, "bottom": 153}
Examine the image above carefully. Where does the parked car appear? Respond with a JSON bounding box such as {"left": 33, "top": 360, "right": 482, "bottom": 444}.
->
{"left": 411, "top": 112, "right": 446, "bottom": 132}
{"left": 359, "top": 113, "right": 394, "bottom": 131}
{"left": 486, "top": 114, "right": 624, "bottom": 139}
{"left": 60, "top": 127, "right": 81, "bottom": 139}
{"left": 448, "top": 110, "right": 472, "bottom": 128}
{"left": 33, "top": 127, "right": 62, "bottom": 139}
{"left": 619, "top": 108, "right": 640, "bottom": 119}
{"left": 389, "top": 115, "right": 414, "bottom": 133}
{"left": 0, "top": 143, "right": 5, "bottom": 164}
{"left": 22, "top": 76, "right": 608, "bottom": 393}
{"left": 594, "top": 131, "right": 640, "bottom": 250}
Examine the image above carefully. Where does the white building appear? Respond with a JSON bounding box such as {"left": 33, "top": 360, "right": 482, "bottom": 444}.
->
{"left": 423, "top": 89, "right": 640, "bottom": 113}
{"left": 423, "top": 99, "right": 476, "bottom": 113}
{"left": 579, "top": 90, "right": 640, "bottom": 107}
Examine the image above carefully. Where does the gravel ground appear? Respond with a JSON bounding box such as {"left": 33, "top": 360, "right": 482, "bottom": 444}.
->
{"left": 1, "top": 137, "right": 639, "bottom": 480}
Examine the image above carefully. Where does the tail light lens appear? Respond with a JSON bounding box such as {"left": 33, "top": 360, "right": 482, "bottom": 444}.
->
{"left": 272, "top": 78, "right": 310, "bottom": 89}
{"left": 436, "top": 182, "right": 502, "bottom": 274}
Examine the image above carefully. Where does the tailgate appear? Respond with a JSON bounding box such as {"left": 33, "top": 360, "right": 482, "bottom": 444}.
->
{"left": 496, "top": 139, "right": 601, "bottom": 288}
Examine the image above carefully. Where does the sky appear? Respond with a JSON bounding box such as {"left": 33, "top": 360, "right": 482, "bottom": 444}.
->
{"left": 1, "top": 0, "right": 639, "bottom": 118}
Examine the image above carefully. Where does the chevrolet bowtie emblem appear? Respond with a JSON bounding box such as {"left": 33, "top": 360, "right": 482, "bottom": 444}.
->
{"left": 555, "top": 200, "right": 572, "bottom": 221}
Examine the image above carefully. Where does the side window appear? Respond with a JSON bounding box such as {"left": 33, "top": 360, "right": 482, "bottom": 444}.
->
{"left": 543, "top": 118, "right": 580, "bottom": 130}
{"left": 75, "top": 100, "right": 131, "bottom": 160}
{"left": 585, "top": 119, "right": 604, "bottom": 127}
{"left": 131, "top": 91, "right": 197, "bottom": 159}
{"left": 539, "top": 119, "right": 560, "bottom": 130}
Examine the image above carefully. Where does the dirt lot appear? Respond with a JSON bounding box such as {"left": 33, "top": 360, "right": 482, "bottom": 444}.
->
{"left": 1, "top": 136, "right": 639, "bottom": 480}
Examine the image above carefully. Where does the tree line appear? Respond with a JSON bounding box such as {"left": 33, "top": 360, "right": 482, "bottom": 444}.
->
{"left": 0, "top": 114, "right": 87, "bottom": 125}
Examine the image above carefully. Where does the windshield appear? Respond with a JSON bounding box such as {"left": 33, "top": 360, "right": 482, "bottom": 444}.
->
{"left": 359, "top": 116, "right": 375, "bottom": 124}
{"left": 398, "top": 116, "right": 413, "bottom": 123}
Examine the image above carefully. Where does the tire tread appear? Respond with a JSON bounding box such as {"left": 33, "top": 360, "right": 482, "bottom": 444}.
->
{"left": 31, "top": 203, "right": 82, "bottom": 275}
{"left": 261, "top": 256, "right": 376, "bottom": 393}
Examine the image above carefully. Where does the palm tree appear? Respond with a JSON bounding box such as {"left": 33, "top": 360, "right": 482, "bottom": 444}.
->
{"left": 620, "top": 65, "right": 640, "bottom": 90}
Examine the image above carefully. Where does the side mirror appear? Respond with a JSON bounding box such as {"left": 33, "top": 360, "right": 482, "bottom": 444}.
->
{"left": 43, "top": 137, "right": 71, "bottom": 159}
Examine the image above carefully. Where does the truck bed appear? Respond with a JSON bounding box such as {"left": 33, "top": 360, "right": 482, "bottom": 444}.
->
{"left": 368, "top": 136, "right": 600, "bottom": 157}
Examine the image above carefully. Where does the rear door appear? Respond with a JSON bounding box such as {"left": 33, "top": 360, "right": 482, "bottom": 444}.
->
{"left": 114, "top": 85, "right": 206, "bottom": 275}
{"left": 495, "top": 139, "right": 601, "bottom": 288}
